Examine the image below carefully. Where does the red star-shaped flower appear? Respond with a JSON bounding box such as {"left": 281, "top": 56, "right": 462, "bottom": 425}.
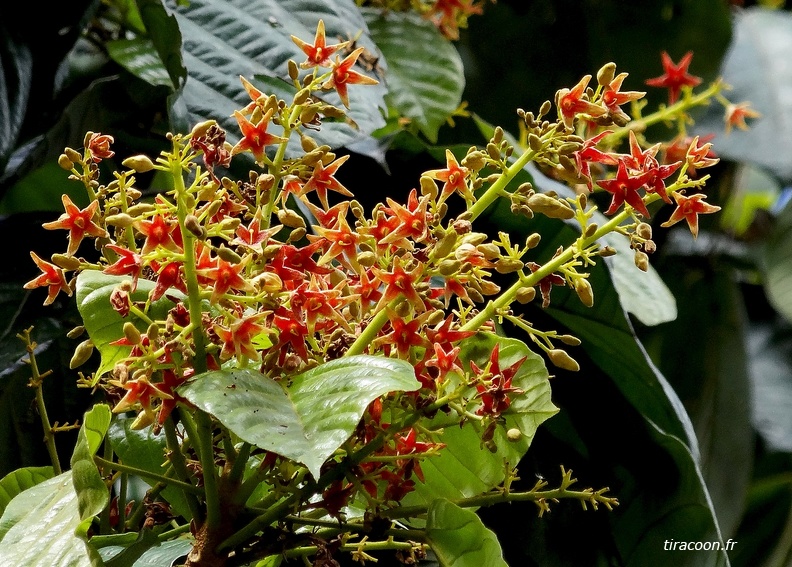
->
{"left": 24, "top": 252, "right": 72, "bottom": 305}
{"left": 556, "top": 75, "right": 607, "bottom": 129}
{"left": 230, "top": 108, "right": 287, "bottom": 163}
{"left": 601, "top": 72, "right": 645, "bottom": 116}
{"left": 300, "top": 154, "right": 353, "bottom": 209}
{"left": 596, "top": 159, "right": 655, "bottom": 217}
{"left": 660, "top": 192, "right": 721, "bottom": 238}
{"left": 214, "top": 312, "right": 268, "bottom": 361}
{"left": 471, "top": 344, "right": 526, "bottom": 418}
{"left": 103, "top": 244, "right": 143, "bottom": 289}
{"left": 42, "top": 195, "right": 107, "bottom": 256}
{"left": 645, "top": 51, "right": 702, "bottom": 105}
{"left": 323, "top": 47, "right": 379, "bottom": 108}
{"left": 424, "top": 149, "right": 472, "bottom": 202}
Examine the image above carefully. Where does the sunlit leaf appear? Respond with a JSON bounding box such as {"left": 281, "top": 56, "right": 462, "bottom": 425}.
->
{"left": 426, "top": 498, "right": 508, "bottom": 567}
{"left": 179, "top": 355, "right": 420, "bottom": 478}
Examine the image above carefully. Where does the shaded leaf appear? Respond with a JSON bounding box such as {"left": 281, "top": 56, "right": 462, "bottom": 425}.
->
{"left": 641, "top": 262, "right": 752, "bottom": 538}
{"left": 107, "top": 418, "right": 192, "bottom": 521}
{"left": 763, "top": 197, "right": 792, "bottom": 324}
{"left": 0, "top": 32, "right": 32, "bottom": 170}
{"left": 136, "top": 0, "right": 187, "bottom": 89}
{"left": 426, "top": 498, "right": 508, "bottom": 567}
{"left": 179, "top": 355, "right": 420, "bottom": 478}
{"left": 168, "top": 0, "right": 387, "bottom": 153}
{"left": 363, "top": 8, "right": 464, "bottom": 143}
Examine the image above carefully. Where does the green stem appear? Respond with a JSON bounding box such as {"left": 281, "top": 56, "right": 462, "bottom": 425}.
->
{"left": 604, "top": 80, "right": 724, "bottom": 145}
{"left": 94, "top": 456, "right": 205, "bottom": 496}
{"left": 461, "top": 205, "right": 632, "bottom": 333}
{"left": 468, "top": 127, "right": 558, "bottom": 222}
{"left": 19, "top": 329, "right": 62, "bottom": 475}
{"left": 344, "top": 300, "right": 394, "bottom": 356}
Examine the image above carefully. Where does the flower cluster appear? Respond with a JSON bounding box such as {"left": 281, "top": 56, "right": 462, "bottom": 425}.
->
{"left": 22, "top": 24, "right": 750, "bottom": 563}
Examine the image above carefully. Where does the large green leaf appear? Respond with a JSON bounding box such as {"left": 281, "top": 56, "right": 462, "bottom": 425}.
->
{"left": 0, "top": 466, "right": 54, "bottom": 518}
{"left": 107, "top": 417, "right": 192, "bottom": 521}
{"left": 746, "top": 320, "right": 792, "bottom": 452}
{"left": 100, "top": 537, "right": 193, "bottom": 567}
{"left": 763, "top": 196, "right": 792, "bottom": 325}
{"left": 405, "top": 333, "right": 557, "bottom": 505}
{"left": 179, "top": 355, "right": 420, "bottom": 478}
{"left": 136, "top": 0, "right": 187, "bottom": 90}
{"left": 362, "top": 8, "right": 464, "bottom": 143}
{"left": 76, "top": 271, "right": 180, "bottom": 378}
{"left": 106, "top": 38, "right": 174, "bottom": 88}
{"left": 70, "top": 404, "right": 112, "bottom": 522}
{"left": 0, "top": 472, "right": 96, "bottom": 567}
{"left": 0, "top": 32, "right": 32, "bottom": 171}
{"left": 166, "top": 0, "right": 387, "bottom": 153}
{"left": 426, "top": 498, "right": 508, "bottom": 567}
{"left": 692, "top": 7, "right": 792, "bottom": 182}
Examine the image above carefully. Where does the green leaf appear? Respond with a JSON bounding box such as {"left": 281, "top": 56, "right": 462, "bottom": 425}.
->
{"left": 642, "top": 263, "right": 753, "bottom": 538}
{"left": 107, "top": 418, "right": 192, "bottom": 521}
{"left": 746, "top": 320, "right": 792, "bottom": 452}
{"left": 405, "top": 333, "right": 557, "bottom": 505}
{"left": 0, "top": 466, "right": 54, "bottom": 518}
{"left": 136, "top": 0, "right": 187, "bottom": 90}
{"left": 0, "top": 472, "right": 96, "bottom": 567}
{"left": 0, "top": 33, "right": 32, "bottom": 169}
{"left": 362, "top": 8, "right": 464, "bottom": 143}
{"left": 106, "top": 38, "right": 174, "bottom": 88}
{"left": 763, "top": 197, "right": 792, "bottom": 324}
{"left": 179, "top": 355, "right": 420, "bottom": 478}
{"left": 692, "top": 7, "right": 792, "bottom": 181}
{"left": 70, "top": 404, "right": 112, "bottom": 521}
{"left": 426, "top": 499, "right": 508, "bottom": 567}
{"left": 168, "top": 0, "right": 387, "bottom": 153}
{"left": 76, "top": 271, "right": 180, "bottom": 378}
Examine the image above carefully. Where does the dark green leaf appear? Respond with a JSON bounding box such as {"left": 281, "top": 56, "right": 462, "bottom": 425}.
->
{"left": 107, "top": 418, "right": 192, "bottom": 521}
{"left": 179, "top": 356, "right": 420, "bottom": 478}
{"left": 0, "top": 33, "right": 32, "bottom": 169}
{"left": 642, "top": 262, "right": 753, "bottom": 538}
{"left": 136, "top": 0, "right": 186, "bottom": 89}
{"left": 107, "top": 38, "right": 174, "bottom": 88}
{"left": 100, "top": 537, "right": 192, "bottom": 567}
{"left": 763, "top": 197, "right": 792, "bottom": 324}
{"left": 169, "top": 0, "right": 387, "bottom": 153}
{"left": 363, "top": 8, "right": 464, "bottom": 143}
{"left": 426, "top": 498, "right": 508, "bottom": 567}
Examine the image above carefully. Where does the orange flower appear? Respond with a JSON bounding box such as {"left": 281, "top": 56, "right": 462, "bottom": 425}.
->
{"left": 24, "top": 252, "right": 72, "bottom": 305}
{"left": 323, "top": 47, "right": 379, "bottom": 108}
{"left": 660, "top": 192, "right": 720, "bottom": 238}
{"left": 556, "top": 75, "right": 607, "bottom": 129}
{"left": 86, "top": 132, "right": 115, "bottom": 162}
{"left": 724, "top": 102, "right": 761, "bottom": 134}
{"left": 230, "top": 109, "right": 286, "bottom": 163}
{"left": 291, "top": 19, "right": 349, "bottom": 68}
{"left": 42, "top": 195, "right": 107, "bottom": 256}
